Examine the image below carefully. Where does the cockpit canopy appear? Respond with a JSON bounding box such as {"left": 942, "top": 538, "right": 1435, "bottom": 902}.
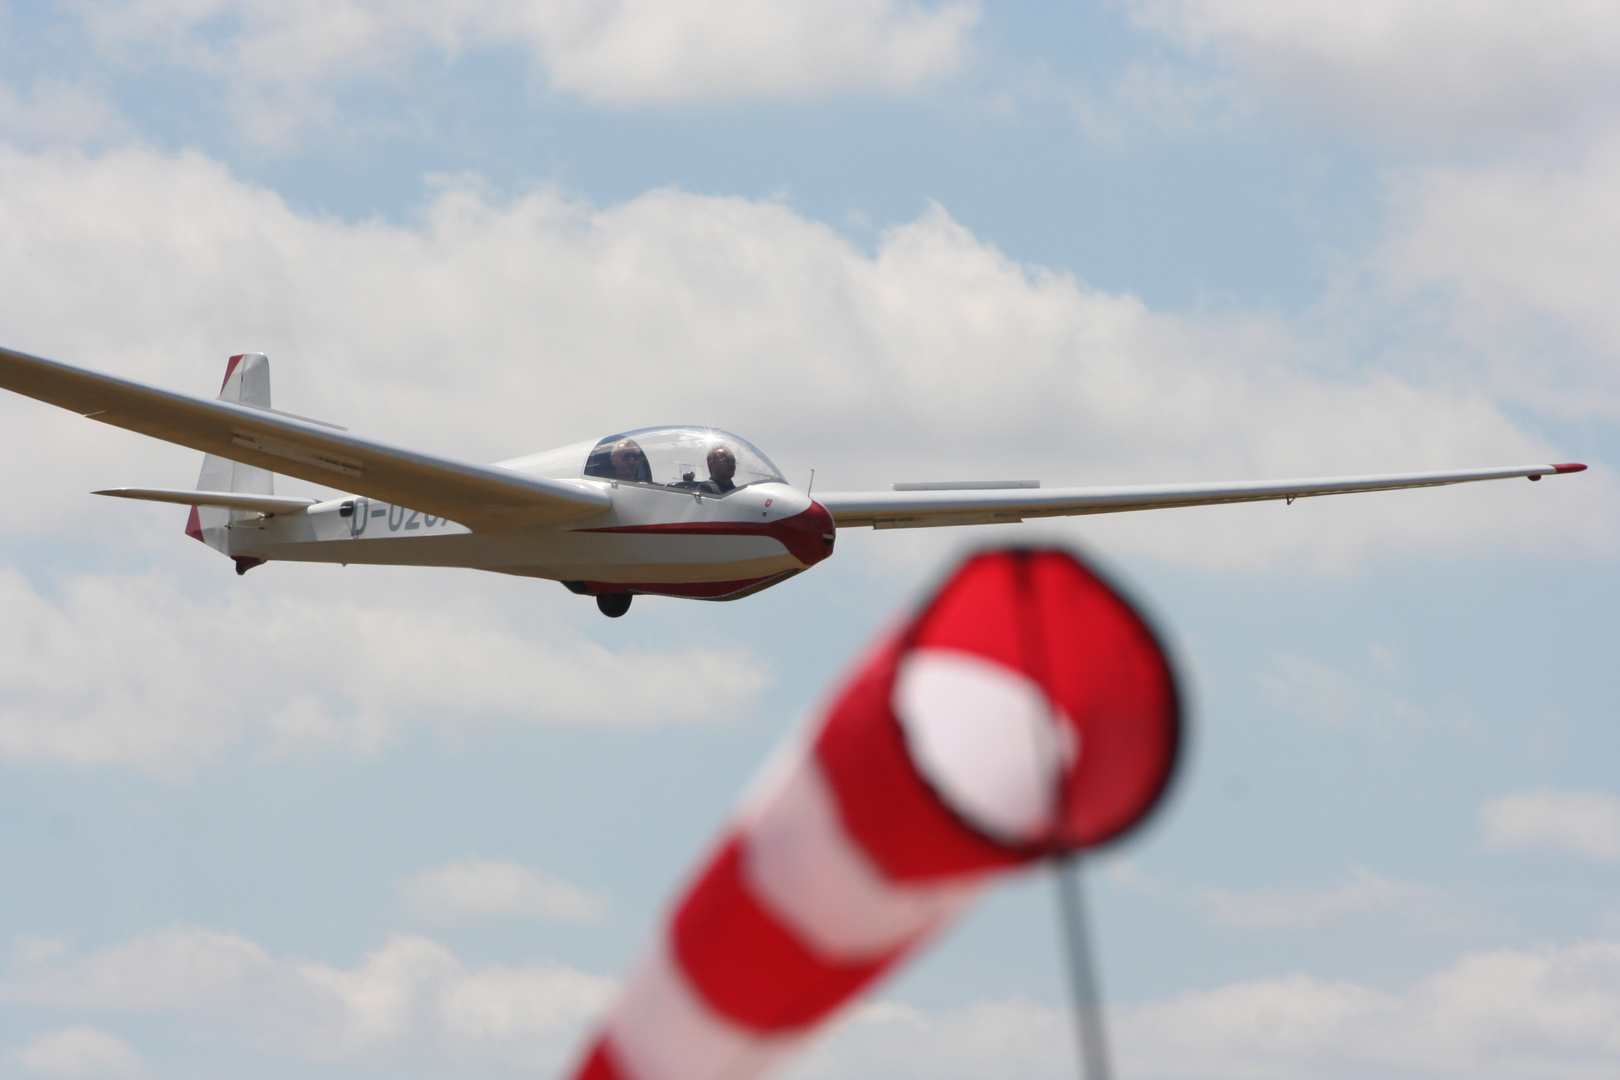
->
{"left": 582, "top": 427, "right": 786, "bottom": 495}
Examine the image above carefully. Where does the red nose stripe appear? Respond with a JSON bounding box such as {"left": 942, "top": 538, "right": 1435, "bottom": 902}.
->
{"left": 582, "top": 503, "right": 836, "bottom": 568}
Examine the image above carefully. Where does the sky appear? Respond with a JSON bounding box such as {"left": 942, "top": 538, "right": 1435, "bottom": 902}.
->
{"left": 0, "top": 2, "right": 1617, "bottom": 1078}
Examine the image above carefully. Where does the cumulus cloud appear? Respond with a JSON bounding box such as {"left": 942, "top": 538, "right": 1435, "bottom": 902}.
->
{"left": 0, "top": 562, "right": 768, "bottom": 773}
{"left": 1482, "top": 789, "right": 1620, "bottom": 863}
{"left": 11, "top": 927, "right": 1620, "bottom": 1079}
{"left": 1120, "top": 941, "right": 1620, "bottom": 1080}
{"left": 6, "top": 1025, "right": 144, "bottom": 1079}
{"left": 75, "top": 0, "right": 977, "bottom": 141}
{"left": 1133, "top": 0, "right": 1620, "bottom": 149}
{"left": 1, "top": 927, "right": 614, "bottom": 1074}
{"left": 495, "top": 0, "right": 981, "bottom": 106}
{"left": 0, "top": 144, "right": 1599, "bottom": 578}
{"left": 1258, "top": 650, "right": 1472, "bottom": 732}
{"left": 398, "top": 857, "right": 608, "bottom": 922}
{"left": 1201, "top": 867, "right": 1427, "bottom": 930}
{"left": 797, "top": 939, "right": 1620, "bottom": 1080}
{"left": 1380, "top": 135, "right": 1620, "bottom": 417}
{"left": 0, "top": 78, "right": 123, "bottom": 146}
{"left": 793, "top": 997, "right": 1070, "bottom": 1080}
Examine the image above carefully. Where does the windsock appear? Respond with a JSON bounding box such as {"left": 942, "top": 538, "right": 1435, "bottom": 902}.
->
{"left": 569, "top": 548, "right": 1180, "bottom": 1080}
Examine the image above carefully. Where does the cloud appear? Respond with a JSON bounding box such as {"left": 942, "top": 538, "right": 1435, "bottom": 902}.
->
{"left": 793, "top": 997, "right": 1070, "bottom": 1080}
{"left": 12, "top": 926, "right": 1620, "bottom": 1079}
{"left": 75, "top": 0, "right": 978, "bottom": 142}
{"left": 0, "top": 77, "right": 123, "bottom": 146}
{"left": 1257, "top": 650, "right": 1472, "bottom": 732}
{"left": 499, "top": 0, "right": 981, "bottom": 106}
{"left": 1380, "top": 135, "right": 1620, "bottom": 418}
{"left": 2, "top": 926, "right": 614, "bottom": 1073}
{"left": 1481, "top": 789, "right": 1620, "bottom": 863}
{"left": 1201, "top": 867, "right": 1427, "bottom": 930}
{"left": 6, "top": 1025, "right": 144, "bottom": 1079}
{"left": 0, "top": 144, "right": 1601, "bottom": 580}
{"left": 0, "top": 562, "right": 768, "bottom": 773}
{"left": 1120, "top": 941, "right": 1620, "bottom": 1080}
{"left": 398, "top": 857, "right": 608, "bottom": 922}
{"left": 1133, "top": 0, "right": 1620, "bottom": 150}
{"left": 797, "top": 939, "right": 1620, "bottom": 1080}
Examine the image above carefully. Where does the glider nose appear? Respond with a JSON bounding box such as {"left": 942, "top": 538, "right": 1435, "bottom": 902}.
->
{"left": 778, "top": 499, "right": 836, "bottom": 568}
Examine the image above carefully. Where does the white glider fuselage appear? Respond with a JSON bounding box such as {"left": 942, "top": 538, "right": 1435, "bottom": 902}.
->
{"left": 233, "top": 451, "right": 832, "bottom": 600}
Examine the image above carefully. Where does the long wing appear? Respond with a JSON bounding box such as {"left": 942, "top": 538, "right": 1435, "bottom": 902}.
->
{"left": 0, "top": 346, "right": 610, "bottom": 531}
{"left": 819, "top": 465, "right": 1587, "bottom": 529}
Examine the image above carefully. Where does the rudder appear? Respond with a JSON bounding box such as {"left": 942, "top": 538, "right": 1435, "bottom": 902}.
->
{"left": 188, "top": 353, "right": 275, "bottom": 558}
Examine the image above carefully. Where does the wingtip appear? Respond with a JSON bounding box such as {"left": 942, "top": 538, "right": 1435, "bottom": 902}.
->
{"left": 1552, "top": 463, "right": 1588, "bottom": 474}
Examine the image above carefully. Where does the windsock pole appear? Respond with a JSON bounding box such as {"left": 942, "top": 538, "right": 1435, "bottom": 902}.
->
{"left": 1055, "top": 854, "right": 1113, "bottom": 1080}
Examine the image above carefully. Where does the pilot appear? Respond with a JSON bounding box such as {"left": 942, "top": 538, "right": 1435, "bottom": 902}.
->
{"left": 609, "top": 438, "right": 651, "bottom": 483}
{"left": 704, "top": 444, "right": 737, "bottom": 494}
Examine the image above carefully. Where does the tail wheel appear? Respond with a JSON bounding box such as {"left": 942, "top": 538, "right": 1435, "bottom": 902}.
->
{"left": 596, "top": 593, "right": 632, "bottom": 618}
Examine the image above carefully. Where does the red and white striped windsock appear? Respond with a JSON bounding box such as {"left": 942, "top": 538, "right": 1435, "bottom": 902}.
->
{"left": 568, "top": 547, "right": 1180, "bottom": 1080}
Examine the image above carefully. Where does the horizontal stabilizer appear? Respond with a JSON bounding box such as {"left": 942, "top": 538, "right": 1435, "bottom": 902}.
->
{"left": 94, "top": 487, "right": 318, "bottom": 516}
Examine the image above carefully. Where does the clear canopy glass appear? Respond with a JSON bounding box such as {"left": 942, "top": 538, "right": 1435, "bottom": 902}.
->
{"left": 582, "top": 427, "right": 785, "bottom": 495}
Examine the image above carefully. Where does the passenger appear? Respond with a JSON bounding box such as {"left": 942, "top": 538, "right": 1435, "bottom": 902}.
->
{"left": 704, "top": 444, "right": 737, "bottom": 494}
{"left": 609, "top": 438, "right": 652, "bottom": 483}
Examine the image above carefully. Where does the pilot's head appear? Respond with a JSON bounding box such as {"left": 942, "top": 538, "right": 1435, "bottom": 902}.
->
{"left": 610, "top": 439, "right": 645, "bottom": 480}
{"left": 707, "top": 445, "right": 736, "bottom": 484}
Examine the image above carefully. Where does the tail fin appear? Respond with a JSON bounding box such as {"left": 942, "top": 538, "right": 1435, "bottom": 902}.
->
{"left": 187, "top": 353, "right": 275, "bottom": 557}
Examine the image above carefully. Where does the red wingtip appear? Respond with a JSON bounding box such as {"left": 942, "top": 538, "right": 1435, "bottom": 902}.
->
{"left": 185, "top": 505, "right": 204, "bottom": 543}
{"left": 1552, "top": 463, "right": 1587, "bottom": 474}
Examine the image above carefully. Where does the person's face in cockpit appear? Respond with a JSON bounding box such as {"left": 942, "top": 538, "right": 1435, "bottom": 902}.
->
{"left": 611, "top": 441, "right": 642, "bottom": 479}
{"left": 708, "top": 446, "right": 736, "bottom": 484}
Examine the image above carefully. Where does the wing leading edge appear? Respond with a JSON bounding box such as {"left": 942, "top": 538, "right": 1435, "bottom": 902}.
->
{"left": 0, "top": 346, "right": 610, "bottom": 531}
{"left": 819, "top": 464, "right": 1588, "bottom": 529}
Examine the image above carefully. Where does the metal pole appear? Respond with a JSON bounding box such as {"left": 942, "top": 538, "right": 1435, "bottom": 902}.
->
{"left": 1054, "top": 853, "right": 1114, "bottom": 1080}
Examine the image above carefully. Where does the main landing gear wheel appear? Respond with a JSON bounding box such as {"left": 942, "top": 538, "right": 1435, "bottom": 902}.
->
{"left": 596, "top": 593, "right": 632, "bottom": 618}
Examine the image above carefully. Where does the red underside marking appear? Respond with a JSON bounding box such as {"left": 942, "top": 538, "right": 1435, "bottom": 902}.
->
{"left": 185, "top": 505, "right": 204, "bottom": 543}
{"left": 220, "top": 353, "right": 245, "bottom": 393}
{"left": 1553, "top": 463, "right": 1588, "bottom": 473}
{"left": 582, "top": 502, "right": 836, "bottom": 567}
{"left": 581, "top": 575, "right": 786, "bottom": 600}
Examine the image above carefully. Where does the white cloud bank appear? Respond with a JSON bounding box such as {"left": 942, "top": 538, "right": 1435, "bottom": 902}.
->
{"left": 1258, "top": 651, "right": 1471, "bottom": 732}
{"left": 1201, "top": 866, "right": 1427, "bottom": 930}
{"left": 10, "top": 927, "right": 1620, "bottom": 1079}
{"left": 399, "top": 857, "right": 608, "bottom": 923}
{"left": 78, "top": 0, "right": 977, "bottom": 142}
{"left": 499, "top": 0, "right": 981, "bottom": 106}
{"left": 1482, "top": 789, "right": 1620, "bottom": 863}
{"left": 6, "top": 1025, "right": 143, "bottom": 1079}
{"left": 1381, "top": 134, "right": 1620, "bottom": 417}
{"left": 798, "top": 939, "right": 1620, "bottom": 1080}
{"left": 1134, "top": 0, "right": 1620, "bottom": 149}
{"left": 0, "top": 563, "right": 767, "bottom": 773}
{"left": 2, "top": 927, "right": 614, "bottom": 1075}
{"left": 0, "top": 143, "right": 1599, "bottom": 574}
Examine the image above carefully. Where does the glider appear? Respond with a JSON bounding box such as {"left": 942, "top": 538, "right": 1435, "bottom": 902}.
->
{"left": 0, "top": 347, "right": 1588, "bottom": 616}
